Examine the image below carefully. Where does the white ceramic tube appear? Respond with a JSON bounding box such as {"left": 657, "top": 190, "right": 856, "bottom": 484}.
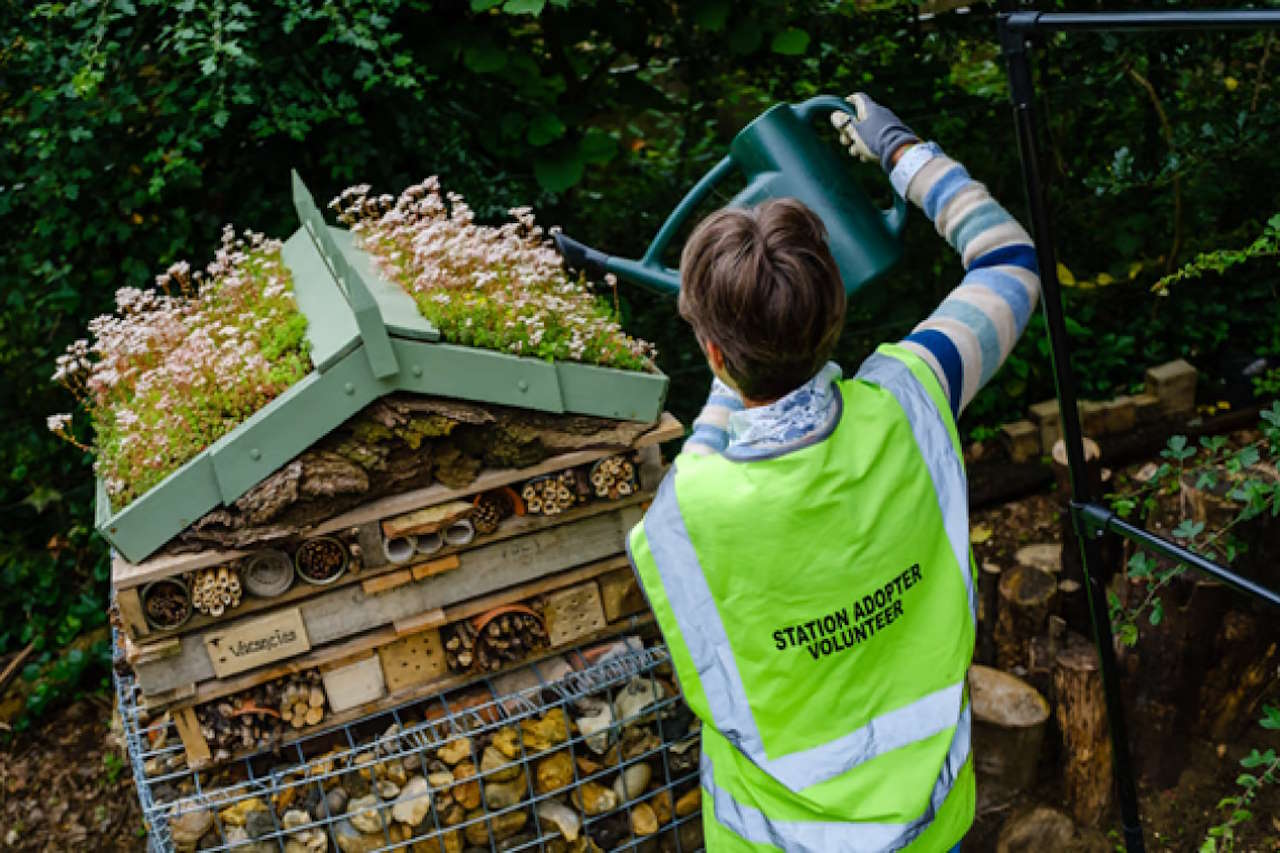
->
{"left": 444, "top": 519, "right": 476, "bottom": 547}
{"left": 382, "top": 535, "right": 417, "bottom": 564}
{"left": 415, "top": 531, "right": 444, "bottom": 555}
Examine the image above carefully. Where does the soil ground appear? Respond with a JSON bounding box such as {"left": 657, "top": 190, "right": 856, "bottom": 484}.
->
{"left": 1, "top": 485, "right": 1277, "bottom": 851}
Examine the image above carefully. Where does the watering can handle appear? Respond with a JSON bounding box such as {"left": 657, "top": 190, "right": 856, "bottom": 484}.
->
{"left": 792, "top": 95, "right": 910, "bottom": 240}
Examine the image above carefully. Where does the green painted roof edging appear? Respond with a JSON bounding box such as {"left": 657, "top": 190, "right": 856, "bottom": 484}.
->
{"left": 97, "top": 172, "right": 667, "bottom": 565}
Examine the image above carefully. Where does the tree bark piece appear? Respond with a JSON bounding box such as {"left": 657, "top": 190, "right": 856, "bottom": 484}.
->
{"left": 995, "top": 565, "right": 1057, "bottom": 671}
{"left": 969, "top": 665, "right": 1049, "bottom": 811}
{"left": 1053, "top": 636, "right": 1112, "bottom": 826}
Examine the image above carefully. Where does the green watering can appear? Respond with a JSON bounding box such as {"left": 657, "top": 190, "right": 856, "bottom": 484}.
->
{"left": 555, "top": 95, "right": 909, "bottom": 297}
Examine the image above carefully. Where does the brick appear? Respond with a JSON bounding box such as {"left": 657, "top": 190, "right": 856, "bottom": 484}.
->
{"left": 1028, "top": 399, "right": 1062, "bottom": 454}
{"left": 1145, "top": 359, "right": 1197, "bottom": 417}
{"left": 1101, "top": 396, "right": 1137, "bottom": 433}
{"left": 999, "top": 420, "right": 1041, "bottom": 463}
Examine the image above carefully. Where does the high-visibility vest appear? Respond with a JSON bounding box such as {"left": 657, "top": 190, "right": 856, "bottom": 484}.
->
{"left": 628, "top": 344, "right": 977, "bottom": 852}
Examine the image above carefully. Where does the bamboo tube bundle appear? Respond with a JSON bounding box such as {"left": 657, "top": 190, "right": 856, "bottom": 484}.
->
{"left": 189, "top": 564, "right": 243, "bottom": 617}
{"left": 589, "top": 454, "right": 637, "bottom": 500}
{"left": 520, "top": 469, "right": 581, "bottom": 516}
{"left": 277, "top": 670, "right": 327, "bottom": 730}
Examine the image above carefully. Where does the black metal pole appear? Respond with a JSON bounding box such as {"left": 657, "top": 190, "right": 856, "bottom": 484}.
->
{"left": 999, "top": 18, "right": 1147, "bottom": 852}
{"left": 1005, "top": 9, "right": 1280, "bottom": 33}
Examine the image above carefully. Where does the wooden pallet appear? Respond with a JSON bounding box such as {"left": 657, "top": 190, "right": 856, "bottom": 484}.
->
{"left": 118, "top": 485, "right": 655, "bottom": 642}
{"left": 112, "top": 421, "right": 678, "bottom": 591}
{"left": 173, "top": 605, "right": 652, "bottom": 770}
{"left": 147, "top": 552, "right": 636, "bottom": 713}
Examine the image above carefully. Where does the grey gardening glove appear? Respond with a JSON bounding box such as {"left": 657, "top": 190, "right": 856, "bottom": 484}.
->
{"left": 829, "top": 93, "right": 920, "bottom": 173}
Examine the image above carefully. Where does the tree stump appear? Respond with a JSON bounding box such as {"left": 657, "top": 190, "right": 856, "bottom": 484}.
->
{"left": 977, "top": 561, "right": 1003, "bottom": 666}
{"left": 1197, "top": 611, "right": 1280, "bottom": 740}
{"left": 969, "top": 665, "right": 1049, "bottom": 811}
{"left": 1053, "top": 636, "right": 1111, "bottom": 826}
{"left": 996, "top": 806, "right": 1111, "bottom": 853}
{"left": 995, "top": 565, "right": 1057, "bottom": 671}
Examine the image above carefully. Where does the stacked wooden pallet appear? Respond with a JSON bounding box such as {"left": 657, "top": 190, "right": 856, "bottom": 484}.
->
{"left": 113, "top": 416, "right": 679, "bottom": 770}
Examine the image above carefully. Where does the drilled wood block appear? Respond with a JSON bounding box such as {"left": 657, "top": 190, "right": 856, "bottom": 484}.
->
{"left": 999, "top": 420, "right": 1040, "bottom": 464}
{"left": 543, "top": 582, "right": 606, "bottom": 647}
{"left": 378, "top": 629, "right": 448, "bottom": 693}
{"left": 1145, "top": 359, "right": 1197, "bottom": 417}
{"left": 1028, "top": 399, "right": 1061, "bottom": 455}
{"left": 321, "top": 654, "right": 386, "bottom": 713}
{"left": 1101, "top": 396, "right": 1136, "bottom": 434}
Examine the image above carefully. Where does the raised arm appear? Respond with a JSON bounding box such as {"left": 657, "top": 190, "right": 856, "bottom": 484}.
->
{"left": 833, "top": 94, "right": 1041, "bottom": 418}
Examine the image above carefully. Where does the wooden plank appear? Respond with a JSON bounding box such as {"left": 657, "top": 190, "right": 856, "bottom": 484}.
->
{"left": 321, "top": 654, "right": 386, "bottom": 713}
{"left": 327, "top": 227, "right": 439, "bottom": 342}
{"left": 361, "top": 569, "right": 413, "bottom": 596}
{"left": 135, "top": 502, "right": 640, "bottom": 694}
{"left": 128, "top": 637, "right": 181, "bottom": 666}
{"left": 379, "top": 630, "right": 448, "bottom": 692}
{"left": 159, "top": 555, "right": 632, "bottom": 712}
{"left": 309, "top": 413, "right": 681, "bottom": 536}
{"left": 203, "top": 608, "right": 311, "bottom": 679}
{"left": 116, "top": 588, "right": 150, "bottom": 640}
{"left": 394, "top": 608, "right": 447, "bottom": 637}
{"left": 412, "top": 555, "right": 460, "bottom": 581}
{"left": 281, "top": 227, "right": 361, "bottom": 372}
{"left": 113, "top": 549, "right": 251, "bottom": 591}
{"left": 174, "top": 706, "right": 212, "bottom": 768}
{"left": 120, "top": 496, "right": 641, "bottom": 639}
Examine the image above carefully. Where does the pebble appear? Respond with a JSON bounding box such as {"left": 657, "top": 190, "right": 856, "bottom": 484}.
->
{"left": 651, "top": 790, "right": 673, "bottom": 825}
{"left": 536, "top": 751, "right": 574, "bottom": 793}
{"left": 333, "top": 820, "right": 382, "bottom": 853}
{"left": 438, "top": 737, "right": 472, "bottom": 765}
{"left": 574, "top": 697, "right": 613, "bottom": 755}
{"left": 219, "top": 796, "right": 269, "bottom": 827}
{"left": 536, "top": 799, "right": 581, "bottom": 842}
{"left": 630, "top": 802, "right": 659, "bottom": 836}
{"left": 519, "top": 709, "right": 569, "bottom": 751}
{"left": 346, "top": 794, "right": 385, "bottom": 834}
{"left": 675, "top": 787, "right": 701, "bottom": 817}
{"left": 491, "top": 727, "right": 522, "bottom": 759}
{"left": 612, "top": 762, "right": 651, "bottom": 802}
{"left": 481, "top": 745, "right": 522, "bottom": 782}
{"left": 281, "top": 809, "right": 310, "bottom": 830}
{"left": 318, "top": 786, "right": 349, "bottom": 820}
{"left": 244, "top": 808, "right": 276, "bottom": 838}
{"left": 169, "top": 809, "right": 213, "bottom": 848}
{"left": 464, "top": 809, "right": 527, "bottom": 846}
{"left": 428, "top": 770, "right": 456, "bottom": 789}
{"left": 391, "top": 775, "right": 432, "bottom": 826}
{"left": 571, "top": 781, "right": 618, "bottom": 816}
{"left": 374, "top": 779, "right": 401, "bottom": 800}
{"left": 483, "top": 776, "right": 527, "bottom": 810}
{"left": 613, "top": 677, "right": 668, "bottom": 724}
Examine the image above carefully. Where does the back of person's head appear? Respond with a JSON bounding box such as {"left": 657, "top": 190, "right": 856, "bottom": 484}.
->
{"left": 678, "top": 198, "right": 846, "bottom": 402}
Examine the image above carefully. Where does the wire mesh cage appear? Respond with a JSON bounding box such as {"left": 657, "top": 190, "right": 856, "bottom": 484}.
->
{"left": 115, "top": 631, "right": 704, "bottom": 853}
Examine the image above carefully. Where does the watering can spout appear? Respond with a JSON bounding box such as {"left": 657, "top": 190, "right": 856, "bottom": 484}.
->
{"left": 554, "top": 232, "right": 682, "bottom": 296}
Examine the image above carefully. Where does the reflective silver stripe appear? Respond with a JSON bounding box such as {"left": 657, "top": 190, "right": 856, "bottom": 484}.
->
{"left": 856, "top": 353, "right": 977, "bottom": 622}
{"left": 644, "top": 473, "right": 965, "bottom": 793}
{"left": 703, "top": 704, "right": 972, "bottom": 853}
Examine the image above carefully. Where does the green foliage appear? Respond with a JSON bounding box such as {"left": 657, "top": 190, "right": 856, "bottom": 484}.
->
{"left": 1201, "top": 704, "right": 1280, "bottom": 852}
{"left": 3, "top": 0, "right": 1279, "bottom": 723}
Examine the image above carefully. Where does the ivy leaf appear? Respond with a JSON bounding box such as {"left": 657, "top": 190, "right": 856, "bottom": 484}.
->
{"left": 464, "top": 43, "right": 508, "bottom": 73}
{"left": 503, "top": 0, "right": 545, "bottom": 14}
{"left": 770, "top": 27, "right": 810, "bottom": 55}
{"left": 1117, "top": 622, "right": 1139, "bottom": 647}
{"left": 693, "top": 0, "right": 730, "bottom": 31}
{"left": 1235, "top": 445, "right": 1261, "bottom": 469}
{"left": 533, "top": 149, "right": 584, "bottom": 192}
{"left": 526, "top": 112, "right": 566, "bottom": 146}
{"left": 1172, "top": 519, "right": 1205, "bottom": 540}
{"left": 1149, "top": 598, "right": 1163, "bottom": 626}
{"left": 1261, "top": 704, "right": 1280, "bottom": 730}
{"left": 22, "top": 485, "right": 62, "bottom": 514}
{"left": 1127, "top": 551, "right": 1154, "bottom": 578}
{"left": 579, "top": 128, "right": 617, "bottom": 165}
{"left": 1240, "top": 749, "right": 1268, "bottom": 768}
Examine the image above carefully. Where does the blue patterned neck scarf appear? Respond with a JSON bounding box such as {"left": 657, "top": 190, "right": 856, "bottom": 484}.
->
{"left": 725, "top": 362, "right": 843, "bottom": 459}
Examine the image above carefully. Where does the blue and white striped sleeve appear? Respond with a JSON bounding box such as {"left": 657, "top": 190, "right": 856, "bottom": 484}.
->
{"left": 682, "top": 377, "right": 744, "bottom": 456}
{"left": 890, "top": 143, "right": 1041, "bottom": 418}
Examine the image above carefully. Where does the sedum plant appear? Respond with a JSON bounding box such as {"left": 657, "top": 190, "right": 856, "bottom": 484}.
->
{"left": 330, "top": 177, "right": 657, "bottom": 371}
{"left": 49, "top": 228, "right": 310, "bottom": 508}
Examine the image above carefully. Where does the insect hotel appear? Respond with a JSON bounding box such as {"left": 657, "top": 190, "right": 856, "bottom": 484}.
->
{"left": 91, "top": 174, "right": 704, "bottom": 852}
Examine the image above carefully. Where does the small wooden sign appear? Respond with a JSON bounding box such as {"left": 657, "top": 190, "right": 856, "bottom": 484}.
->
{"left": 203, "top": 607, "right": 311, "bottom": 678}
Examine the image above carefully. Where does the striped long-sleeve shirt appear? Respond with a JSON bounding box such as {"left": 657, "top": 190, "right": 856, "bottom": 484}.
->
{"left": 683, "top": 141, "right": 1040, "bottom": 456}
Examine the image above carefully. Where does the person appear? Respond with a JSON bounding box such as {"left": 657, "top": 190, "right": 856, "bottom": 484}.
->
{"left": 626, "top": 93, "right": 1041, "bottom": 852}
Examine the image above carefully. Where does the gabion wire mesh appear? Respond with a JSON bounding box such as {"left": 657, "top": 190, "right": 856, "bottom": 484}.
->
{"left": 114, "top": 632, "right": 704, "bottom": 852}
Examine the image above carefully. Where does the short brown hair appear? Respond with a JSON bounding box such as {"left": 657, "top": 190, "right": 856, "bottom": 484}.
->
{"left": 678, "top": 198, "right": 846, "bottom": 401}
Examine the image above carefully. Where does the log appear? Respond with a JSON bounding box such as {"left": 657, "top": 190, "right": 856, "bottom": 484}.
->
{"left": 1197, "top": 611, "right": 1280, "bottom": 740}
{"left": 969, "top": 665, "right": 1049, "bottom": 811}
{"left": 995, "top": 805, "right": 1111, "bottom": 853}
{"left": 977, "top": 561, "right": 1002, "bottom": 666}
{"left": 995, "top": 565, "right": 1057, "bottom": 671}
{"left": 1053, "top": 636, "right": 1111, "bottom": 826}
